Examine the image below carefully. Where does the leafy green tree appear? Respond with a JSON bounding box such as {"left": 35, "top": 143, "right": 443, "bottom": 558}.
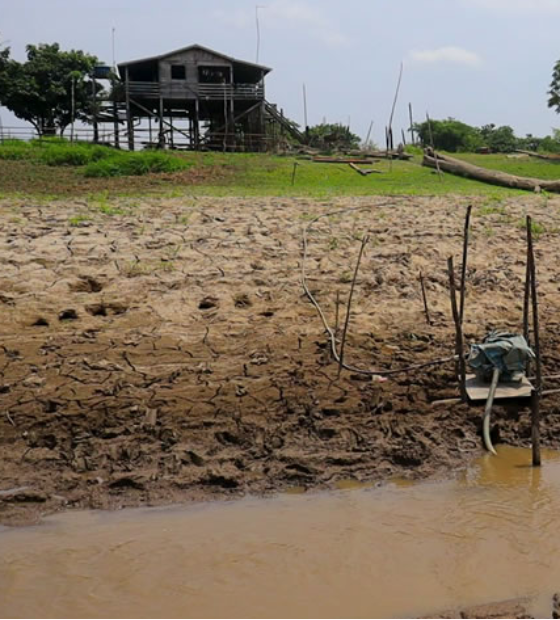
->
{"left": 480, "top": 124, "right": 517, "bottom": 152}
{"left": 307, "top": 123, "right": 361, "bottom": 150}
{"left": 548, "top": 60, "right": 560, "bottom": 114}
{"left": 413, "top": 118, "right": 482, "bottom": 152}
{"left": 0, "top": 43, "right": 103, "bottom": 136}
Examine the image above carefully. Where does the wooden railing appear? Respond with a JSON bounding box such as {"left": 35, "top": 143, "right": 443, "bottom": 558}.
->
{"left": 126, "top": 81, "right": 264, "bottom": 100}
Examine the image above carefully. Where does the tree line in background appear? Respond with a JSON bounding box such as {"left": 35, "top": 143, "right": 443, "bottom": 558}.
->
{"left": 413, "top": 118, "right": 560, "bottom": 154}
{"left": 2, "top": 41, "right": 560, "bottom": 152}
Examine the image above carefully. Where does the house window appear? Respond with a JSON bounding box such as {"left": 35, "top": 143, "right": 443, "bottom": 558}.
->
{"left": 171, "top": 65, "right": 186, "bottom": 80}
{"left": 198, "top": 65, "right": 231, "bottom": 84}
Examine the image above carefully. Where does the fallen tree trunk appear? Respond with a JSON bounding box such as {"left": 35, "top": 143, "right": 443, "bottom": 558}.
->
{"left": 348, "top": 162, "right": 381, "bottom": 176}
{"left": 422, "top": 148, "right": 560, "bottom": 193}
{"left": 515, "top": 149, "right": 560, "bottom": 162}
{"left": 312, "top": 157, "right": 375, "bottom": 164}
{"left": 346, "top": 149, "right": 413, "bottom": 161}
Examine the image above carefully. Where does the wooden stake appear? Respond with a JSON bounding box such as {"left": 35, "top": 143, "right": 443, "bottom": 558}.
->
{"left": 291, "top": 161, "right": 298, "bottom": 186}
{"left": 334, "top": 291, "right": 340, "bottom": 338}
{"left": 447, "top": 256, "right": 467, "bottom": 401}
{"left": 419, "top": 271, "right": 432, "bottom": 325}
{"left": 408, "top": 102, "right": 415, "bottom": 145}
{"left": 426, "top": 112, "right": 442, "bottom": 180}
{"left": 527, "top": 215, "right": 542, "bottom": 467}
{"left": 459, "top": 205, "right": 472, "bottom": 324}
{"left": 337, "top": 235, "right": 369, "bottom": 378}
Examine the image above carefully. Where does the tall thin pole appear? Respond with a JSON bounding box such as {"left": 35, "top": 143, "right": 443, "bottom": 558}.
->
{"left": 448, "top": 256, "right": 467, "bottom": 401}
{"left": 70, "top": 77, "right": 75, "bottom": 143}
{"left": 338, "top": 235, "right": 369, "bottom": 378}
{"left": 112, "top": 27, "right": 116, "bottom": 69}
{"left": 303, "top": 83, "right": 308, "bottom": 134}
{"left": 364, "top": 120, "right": 373, "bottom": 147}
{"left": 527, "top": 216, "right": 542, "bottom": 467}
{"left": 255, "top": 5, "right": 265, "bottom": 64}
{"left": 408, "top": 102, "right": 415, "bottom": 145}
{"left": 459, "top": 205, "right": 472, "bottom": 324}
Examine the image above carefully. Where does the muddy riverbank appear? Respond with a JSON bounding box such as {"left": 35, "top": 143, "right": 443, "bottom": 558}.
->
{"left": 2, "top": 194, "right": 560, "bottom": 525}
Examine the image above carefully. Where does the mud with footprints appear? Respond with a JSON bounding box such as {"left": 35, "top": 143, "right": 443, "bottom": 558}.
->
{"left": 2, "top": 194, "right": 560, "bottom": 524}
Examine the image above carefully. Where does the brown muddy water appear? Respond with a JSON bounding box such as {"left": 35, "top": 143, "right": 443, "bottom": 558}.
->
{"left": 2, "top": 446, "right": 560, "bottom": 619}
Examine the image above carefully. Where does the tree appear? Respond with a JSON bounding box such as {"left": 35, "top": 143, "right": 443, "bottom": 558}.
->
{"left": 548, "top": 60, "right": 560, "bottom": 114}
{"left": 480, "top": 124, "right": 517, "bottom": 152}
{"left": 413, "top": 118, "right": 482, "bottom": 152}
{"left": 0, "top": 43, "right": 103, "bottom": 136}
{"left": 307, "top": 123, "right": 361, "bottom": 150}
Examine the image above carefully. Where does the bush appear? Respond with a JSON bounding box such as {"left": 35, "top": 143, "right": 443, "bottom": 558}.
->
{"left": 0, "top": 140, "right": 34, "bottom": 160}
{"left": 40, "top": 144, "right": 113, "bottom": 166}
{"left": 83, "top": 151, "right": 191, "bottom": 177}
{"left": 413, "top": 118, "right": 482, "bottom": 152}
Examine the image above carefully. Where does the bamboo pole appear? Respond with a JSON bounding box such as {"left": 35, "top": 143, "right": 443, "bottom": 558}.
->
{"left": 447, "top": 256, "right": 467, "bottom": 401}
{"left": 419, "top": 271, "right": 432, "bottom": 325}
{"left": 527, "top": 215, "right": 542, "bottom": 467}
{"left": 459, "top": 205, "right": 472, "bottom": 324}
{"left": 337, "top": 235, "right": 369, "bottom": 378}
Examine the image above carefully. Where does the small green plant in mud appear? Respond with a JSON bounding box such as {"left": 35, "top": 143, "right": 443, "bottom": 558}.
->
{"left": 517, "top": 217, "right": 546, "bottom": 239}
{"left": 339, "top": 271, "right": 353, "bottom": 284}
{"left": 299, "top": 212, "right": 317, "bottom": 222}
{"left": 120, "top": 259, "right": 175, "bottom": 277}
{"left": 328, "top": 237, "right": 339, "bottom": 251}
{"left": 68, "top": 214, "right": 91, "bottom": 227}
{"left": 94, "top": 200, "right": 125, "bottom": 216}
{"left": 176, "top": 213, "right": 191, "bottom": 226}
{"left": 478, "top": 202, "right": 506, "bottom": 216}
{"left": 482, "top": 226, "right": 495, "bottom": 237}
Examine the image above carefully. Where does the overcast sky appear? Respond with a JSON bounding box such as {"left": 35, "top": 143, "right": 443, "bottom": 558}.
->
{"left": 2, "top": 0, "right": 560, "bottom": 144}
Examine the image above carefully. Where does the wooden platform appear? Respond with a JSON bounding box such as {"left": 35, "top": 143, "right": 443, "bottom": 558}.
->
{"left": 465, "top": 374, "right": 533, "bottom": 402}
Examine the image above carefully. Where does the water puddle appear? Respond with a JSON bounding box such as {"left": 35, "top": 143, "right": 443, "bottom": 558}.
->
{"left": 2, "top": 446, "right": 560, "bottom": 618}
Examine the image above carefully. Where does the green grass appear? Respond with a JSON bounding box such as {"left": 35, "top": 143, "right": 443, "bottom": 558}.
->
{"left": 84, "top": 151, "right": 191, "bottom": 177}
{"left": 3, "top": 146, "right": 560, "bottom": 198}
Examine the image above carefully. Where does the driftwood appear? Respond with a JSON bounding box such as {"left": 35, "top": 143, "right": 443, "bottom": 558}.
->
{"left": 312, "top": 157, "right": 375, "bottom": 164}
{"left": 423, "top": 148, "right": 560, "bottom": 193}
{"left": 348, "top": 162, "right": 381, "bottom": 176}
{"left": 347, "top": 149, "right": 413, "bottom": 161}
{"left": 515, "top": 149, "right": 560, "bottom": 162}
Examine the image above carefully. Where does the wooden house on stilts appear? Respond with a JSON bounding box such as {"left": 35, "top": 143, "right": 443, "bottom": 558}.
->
{"left": 103, "top": 44, "right": 303, "bottom": 151}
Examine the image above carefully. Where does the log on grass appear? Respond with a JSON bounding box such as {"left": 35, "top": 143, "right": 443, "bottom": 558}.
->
{"left": 515, "top": 149, "right": 560, "bottom": 162}
{"left": 348, "top": 162, "right": 381, "bottom": 176}
{"left": 422, "top": 148, "right": 560, "bottom": 193}
{"left": 312, "top": 157, "right": 375, "bottom": 164}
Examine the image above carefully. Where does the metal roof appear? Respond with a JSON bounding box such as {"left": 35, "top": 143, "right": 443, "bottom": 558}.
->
{"left": 117, "top": 44, "right": 272, "bottom": 73}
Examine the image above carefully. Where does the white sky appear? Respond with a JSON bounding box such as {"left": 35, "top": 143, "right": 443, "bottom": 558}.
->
{"left": 1, "top": 0, "right": 560, "bottom": 144}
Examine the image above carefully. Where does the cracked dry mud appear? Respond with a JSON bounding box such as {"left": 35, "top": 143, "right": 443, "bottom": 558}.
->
{"left": 2, "top": 194, "right": 560, "bottom": 525}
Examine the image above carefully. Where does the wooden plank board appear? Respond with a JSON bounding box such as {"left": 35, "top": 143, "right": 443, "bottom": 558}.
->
{"left": 465, "top": 373, "right": 533, "bottom": 402}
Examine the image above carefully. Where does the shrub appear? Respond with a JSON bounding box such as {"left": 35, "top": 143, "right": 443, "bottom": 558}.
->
{"left": 0, "top": 139, "right": 36, "bottom": 160}
{"left": 40, "top": 144, "right": 113, "bottom": 166}
{"left": 84, "top": 151, "right": 191, "bottom": 177}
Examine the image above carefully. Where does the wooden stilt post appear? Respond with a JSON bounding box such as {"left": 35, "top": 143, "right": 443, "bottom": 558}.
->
{"left": 112, "top": 75, "right": 120, "bottom": 149}
{"left": 194, "top": 98, "right": 200, "bottom": 150}
{"left": 124, "top": 67, "right": 134, "bottom": 151}
{"left": 448, "top": 256, "right": 467, "bottom": 401}
{"left": 409, "top": 102, "right": 415, "bottom": 145}
{"left": 158, "top": 95, "right": 165, "bottom": 148}
{"left": 91, "top": 75, "right": 99, "bottom": 144}
{"left": 169, "top": 112, "right": 174, "bottom": 149}
{"left": 459, "top": 205, "right": 472, "bottom": 324}
{"left": 527, "top": 215, "right": 542, "bottom": 467}
{"left": 148, "top": 116, "right": 152, "bottom": 145}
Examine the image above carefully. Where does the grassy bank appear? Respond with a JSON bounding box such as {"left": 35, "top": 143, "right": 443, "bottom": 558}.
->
{"left": 1, "top": 141, "right": 560, "bottom": 198}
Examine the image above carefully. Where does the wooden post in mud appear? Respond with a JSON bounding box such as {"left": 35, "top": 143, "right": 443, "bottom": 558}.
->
{"left": 459, "top": 205, "right": 472, "bottom": 324}
{"left": 419, "top": 271, "right": 432, "bottom": 326}
{"left": 291, "top": 161, "right": 298, "bottom": 186}
{"left": 447, "top": 256, "right": 467, "bottom": 401}
{"left": 527, "top": 216, "right": 542, "bottom": 466}
{"left": 523, "top": 241, "right": 532, "bottom": 376}
{"left": 337, "top": 235, "right": 369, "bottom": 378}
